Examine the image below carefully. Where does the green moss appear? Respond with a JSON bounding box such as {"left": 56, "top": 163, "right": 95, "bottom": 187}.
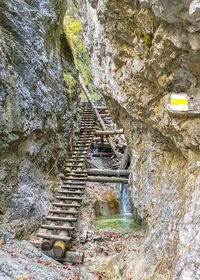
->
{"left": 63, "top": 72, "right": 76, "bottom": 95}
{"left": 144, "top": 34, "right": 153, "bottom": 49}
{"left": 151, "top": 201, "right": 155, "bottom": 209}
{"left": 63, "top": 2, "right": 101, "bottom": 102}
{"left": 135, "top": 31, "right": 153, "bottom": 58}
{"left": 94, "top": 214, "right": 142, "bottom": 233}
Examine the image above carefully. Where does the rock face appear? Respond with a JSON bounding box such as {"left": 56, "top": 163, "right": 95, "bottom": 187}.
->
{"left": 75, "top": 0, "right": 200, "bottom": 279}
{"left": 0, "top": 0, "right": 80, "bottom": 238}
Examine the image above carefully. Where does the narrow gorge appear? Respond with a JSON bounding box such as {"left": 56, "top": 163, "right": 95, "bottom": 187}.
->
{"left": 0, "top": 1, "right": 199, "bottom": 280}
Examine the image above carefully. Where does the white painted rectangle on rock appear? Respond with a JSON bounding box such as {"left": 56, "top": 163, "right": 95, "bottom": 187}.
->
{"left": 169, "top": 93, "right": 188, "bottom": 111}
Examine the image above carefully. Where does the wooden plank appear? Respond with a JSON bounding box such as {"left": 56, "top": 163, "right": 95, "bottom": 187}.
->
{"left": 95, "top": 129, "right": 124, "bottom": 136}
{"left": 61, "top": 186, "right": 85, "bottom": 190}
{"left": 56, "top": 196, "right": 82, "bottom": 201}
{"left": 42, "top": 250, "right": 85, "bottom": 264}
{"left": 37, "top": 233, "right": 71, "bottom": 241}
{"left": 46, "top": 216, "right": 77, "bottom": 222}
{"left": 87, "top": 176, "right": 128, "bottom": 184}
{"left": 58, "top": 190, "right": 83, "bottom": 195}
{"left": 86, "top": 169, "right": 129, "bottom": 177}
{"left": 49, "top": 209, "right": 78, "bottom": 215}
{"left": 52, "top": 203, "right": 81, "bottom": 207}
{"left": 41, "top": 225, "right": 74, "bottom": 231}
{"left": 92, "top": 152, "right": 114, "bottom": 157}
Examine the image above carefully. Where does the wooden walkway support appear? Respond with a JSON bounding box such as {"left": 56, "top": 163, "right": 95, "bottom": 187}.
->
{"left": 95, "top": 129, "right": 124, "bottom": 136}
{"left": 86, "top": 168, "right": 129, "bottom": 177}
{"left": 79, "top": 76, "right": 120, "bottom": 159}
{"left": 91, "top": 152, "right": 114, "bottom": 157}
{"left": 87, "top": 176, "right": 128, "bottom": 184}
{"left": 36, "top": 102, "right": 95, "bottom": 263}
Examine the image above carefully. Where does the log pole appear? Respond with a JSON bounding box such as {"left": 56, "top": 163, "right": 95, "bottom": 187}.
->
{"left": 87, "top": 176, "right": 128, "bottom": 184}
{"left": 86, "top": 169, "right": 129, "bottom": 177}
{"left": 92, "top": 152, "right": 114, "bottom": 157}
{"left": 95, "top": 129, "right": 124, "bottom": 136}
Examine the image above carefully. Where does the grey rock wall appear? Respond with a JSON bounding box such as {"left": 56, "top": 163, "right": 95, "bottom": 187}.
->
{"left": 0, "top": 0, "right": 81, "bottom": 238}
{"left": 75, "top": 0, "right": 200, "bottom": 279}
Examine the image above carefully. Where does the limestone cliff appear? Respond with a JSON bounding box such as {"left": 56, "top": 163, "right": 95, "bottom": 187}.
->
{"left": 75, "top": 0, "right": 200, "bottom": 279}
{"left": 0, "top": 0, "right": 80, "bottom": 238}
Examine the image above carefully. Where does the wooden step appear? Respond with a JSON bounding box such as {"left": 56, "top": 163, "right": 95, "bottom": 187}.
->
{"left": 41, "top": 225, "right": 74, "bottom": 231}
{"left": 64, "top": 171, "right": 87, "bottom": 174}
{"left": 66, "top": 160, "right": 85, "bottom": 163}
{"left": 62, "top": 177, "right": 87, "bottom": 181}
{"left": 78, "top": 136, "right": 93, "bottom": 139}
{"left": 56, "top": 196, "right": 83, "bottom": 201}
{"left": 46, "top": 216, "right": 77, "bottom": 222}
{"left": 62, "top": 181, "right": 85, "bottom": 185}
{"left": 52, "top": 203, "right": 81, "bottom": 207}
{"left": 76, "top": 139, "right": 92, "bottom": 141}
{"left": 37, "top": 233, "right": 71, "bottom": 242}
{"left": 49, "top": 209, "right": 78, "bottom": 215}
{"left": 73, "top": 146, "right": 89, "bottom": 149}
{"left": 74, "top": 143, "right": 90, "bottom": 146}
{"left": 61, "top": 186, "right": 85, "bottom": 190}
{"left": 71, "top": 151, "right": 88, "bottom": 153}
{"left": 64, "top": 165, "right": 84, "bottom": 168}
{"left": 64, "top": 175, "right": 87, "bottom": 179}
{"left": 71, "top": 156, "right": 86, "bottom": 159}
{"left": 58, "top": 190, "right": 83, "bottom": 195}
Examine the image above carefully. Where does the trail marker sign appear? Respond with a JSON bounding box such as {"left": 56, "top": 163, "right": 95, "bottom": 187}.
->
{"left": 169, "top": 93, "right": 188, "bottom": 112}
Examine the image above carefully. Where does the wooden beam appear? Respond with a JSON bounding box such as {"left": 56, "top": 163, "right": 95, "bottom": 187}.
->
{"left": 99, "top": 113, "right": 110, "bottom": 117}
{"left": 95, "top": 129, "right": 124, "bottom": 136}
{"left": 91, "top": 152, "right": 114, "bottom": 157}
{"left": 119, "top": 147, "right": 130, "bottom": 169}
{"left": 87, "top": 176, "right": 128, "bottom": 184}
{"left": 42, "top": 249, "right": 85, "bottom": 264}
{"left": 86, "top": 169, "right": 129, "bottom": 177}
{"left": 79, "top": 76, "right": 119, "bottom": 159}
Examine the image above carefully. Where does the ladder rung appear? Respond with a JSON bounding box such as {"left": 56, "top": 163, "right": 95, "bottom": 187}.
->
{"left": 46, "top": 216, "right": 77, "bottom": 222}
{"left": 56, "top": 196, "right": 83, "bottom": 201}
{"left": 37, "top": 233, "right": 71, "bottom": 241}
{"left": 61, "top": 186, "right": 85, "bottom": 190}
{"left": 58, "top": 190, "right": 83, "bottom": 195}
{"left": 41, "top": 225, "right": 74, "bottom": 231}
{"left": 49, "top": 209, "right": 78, "bottom": 215}
{"left": 62, "top": 180, "right": 85, "bottom": 185}
{"left": 52, "top": 203, "right": 81, "bottom": 207}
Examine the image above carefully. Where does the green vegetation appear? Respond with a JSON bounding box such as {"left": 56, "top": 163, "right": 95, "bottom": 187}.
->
{"left": 150, "top": 199, "right": 155, "bottom": 209}
{"left": 63, "top": 2, "right": 100, "bottom": 101}
{"left": 135, "top": 31, "right": 153, "bottom": 58}
{"left": 63, "top": 72, "right": 76, "bottom": 95}
{"left": 94, "top": 214, "right": 142, "bottom": 233}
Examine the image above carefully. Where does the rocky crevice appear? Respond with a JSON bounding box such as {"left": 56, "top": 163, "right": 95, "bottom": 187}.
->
{"left": 75, "top": 0, "right": 200, "bottom": 279}
{"left": 0, "top": 0, "right": 81, "bottom": 238}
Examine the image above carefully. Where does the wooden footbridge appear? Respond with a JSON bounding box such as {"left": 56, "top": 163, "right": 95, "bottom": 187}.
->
{"left": 35, "top": 82, "right": 129, "bottom": 263}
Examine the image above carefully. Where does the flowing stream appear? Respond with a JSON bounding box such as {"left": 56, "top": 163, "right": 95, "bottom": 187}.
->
{"left": 117, "top": 183, "right": 132, "bottom": 215}
{"left": 94, "top": 183, "right": 137, "bottom": 233}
